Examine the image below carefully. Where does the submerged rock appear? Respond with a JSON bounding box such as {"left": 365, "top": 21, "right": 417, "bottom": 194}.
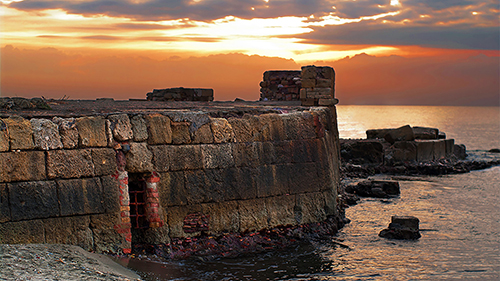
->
{"left": 488, "top": 148, "right": 500, "bottom": 153}
{"left": 379, "top": 215, "right": 421, "bottom": 240}
{"left": 345, "top": 180, "right": 400, "bottom": 198}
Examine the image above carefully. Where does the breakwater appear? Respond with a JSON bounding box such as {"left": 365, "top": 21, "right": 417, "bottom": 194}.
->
{"left": 0, "top": 100, "right": 341, "bottom": 255}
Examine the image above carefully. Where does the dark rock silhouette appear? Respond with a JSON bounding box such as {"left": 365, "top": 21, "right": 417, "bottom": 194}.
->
{"left": 379, "top": 216, "right": 421, "bottom": 240}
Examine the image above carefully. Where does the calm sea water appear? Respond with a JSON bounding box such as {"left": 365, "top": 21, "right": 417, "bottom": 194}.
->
{"left": 123, "top": 106, "right": 500, "bottom": 280}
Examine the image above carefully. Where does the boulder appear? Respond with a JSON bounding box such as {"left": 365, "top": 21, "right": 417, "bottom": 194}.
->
{"left": 488, "top": 148, "right": 500, "bottom": 153}
{"left": 379, "top": 216, "right": 421, "bottom": 240}
{"left": 453, "top": 144, "right": 467, "bottom": 160}
{"left": 366, "top": 128, "right": 391, "bottom": 139}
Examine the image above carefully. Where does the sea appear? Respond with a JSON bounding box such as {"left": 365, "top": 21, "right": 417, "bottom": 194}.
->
{"left": 120, "top": 106, "right": 500, "bottom": 281}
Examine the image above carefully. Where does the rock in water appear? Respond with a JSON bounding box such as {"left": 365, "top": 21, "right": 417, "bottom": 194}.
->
{"left": 383, "top": 125, "right": 415, "bottom": 144}
{"left": 488, "top": 148, "right": 500, "bottom": 153}
{"left": 345, "top": 180, "right": 400, "bottom": 198}
{"left": 379, "top": 216, "right": 421, "bottom": 240}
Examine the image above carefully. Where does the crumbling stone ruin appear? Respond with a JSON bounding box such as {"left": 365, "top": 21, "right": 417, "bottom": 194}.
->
{"left": 147, "top": 87, "right": 214, "bottom": 101}
{"left": 0, "top": 98, "right": 342, "bottom": 255}
{"left": 260, "top": 66, "right": 338, "bottom": 107}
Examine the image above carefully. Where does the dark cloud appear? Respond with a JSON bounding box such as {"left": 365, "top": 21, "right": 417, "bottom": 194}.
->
{"left": 301, "top": 23, "right": 499, "bottom": 50}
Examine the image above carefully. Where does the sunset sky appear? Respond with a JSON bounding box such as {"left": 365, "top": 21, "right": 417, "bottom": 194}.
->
{"left": 1, "top": 0, "right": 499, "bottom": 105}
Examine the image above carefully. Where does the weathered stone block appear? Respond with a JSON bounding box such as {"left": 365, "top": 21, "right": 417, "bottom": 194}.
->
{"left": 453, "top": 144, "right": 467, "bottom": 160}
{"left": 256, "top": 165, "right": 289, "bottom": 198}
{"left": 0, "top": 120, "right": 9, "bottom": 152}
{"left": 366, "top": 128, "right": 391, "bottom": 139}
{"left": 76, "top": 116, "right": 107, "bottom": 147}
{"left": 238, "top": 198, "right": 269, "bottom": 232}
{"left": 281, "top": 112, "right": 316, "bottom": 140}
{"left": 4, "top": 116, "right": 34, "bottom": 150}
{"left": 145, "top": 114, "right": 172, "bottom": 144}
{"left": 306, "top": 88, "right": 332, "bottom": 99}
{"left": 191, "top": 123, "right": 214, "bottom": 144}
{"left": 301, "top": 98, "right": 316, "bottom": 106}
{"left": 52, "top": 117, "right": 79, "bottom": 149}
{"left": 9, "top": 181, "right": 59, "bottom": 221}
{"left": 125, "top": 142, "right": 153, "bottom": 173}
{"left": 416, "top": 140, "right": 434, "bottom": 162}
{"left": 0, "top": 183, "right": 10, "bottom": 222}
{"left": 171, "top": 121, "right": 192, "bottom": 144}
{"left": 43, "top": 216, "right": 93, "bottom": 251}
{"left": 130, "top": 114, "right": 148, "bottom": 142}
{"left": 201, "top": 143, "right": 234, "bottom": 169}
{"left": 295, "top": 192, "right": 327, "bottom": 224}
{"left": 90, "top": 213, "right": 125, "bottom": 253}
{"left": 228, "top": 118, "right": 254, "bottom": 142}
{"left": 318, "top": 98, "right": 338, "bottom": 106}
{"left": 58, "top": 178, "right": 104, "bottom": 216}
{"left": 258, "top": 113, "right": 286, "bottom": 141}
{"left": 290, "top": 139, "right": 319, "bottom": 163}
{"left": 150, "top": 145, "right": 170, "bottom": 172}
{"left": 201, "top": 201, "right": 240, "bottom": 234}
{"left": 108, "top": 114, "right": 133, "bottom": 141}
{"left": 301, "top": 78, "right": 316, "bottom": 88}
{"left": 233, "top": 142, "right": 259, "bottom": 167}
{"left": 301, "top": 65, "right": 317, "bottom": 79}
{"left": 0, "top": 151, "right": 46, "bottom": 182}
{"left": 183, "top": 170, "right": 225, "bottom": 204}
{"left": 316, "top": 78, "right": 333, "bottom": 88}
{"left": 255, "top": 142, "right": 276, "bottom": 165}
{"left": 266, "top": 195, "right": 296, "bottom": 227}
{"left": 223, "top": 167, "right": 258, "bottom": 200}
{"left": 169, "top": 145, "right": 203, "bottom": 171}
{"left": 340, "top": 140, "right": 384, "bottom": 165}
{"left": 273, "top": 141, "right": 293, "bottom": 164}
{"left": 210, "top": 118, "right": 234, "bottom": 143}
{"left": 288, "top": 162, "right": 321, "bottom": 194}
{"left": 47, "top": 149, "right": 94, "bottom": 179}
{"left": 0, "top": 220, "right": 45, "bottom": 243}
{"left": 101, "top": 175, "right": 120, "bottom": 213}
{"left": 30, "top": 118, "right": 63, "bottom": 150}
{"left": 166, "top": 205, "right": 203, "bottom": 238}
{"left": 92, "top": 148, "right": 117, "bottom": 176}
{"left": 159, "top": 171, "right": 186, "bottom": 206}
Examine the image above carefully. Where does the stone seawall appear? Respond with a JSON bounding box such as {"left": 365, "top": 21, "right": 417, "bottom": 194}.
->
{"left": 0, "top": 101, "right": 340, "bottom": 255}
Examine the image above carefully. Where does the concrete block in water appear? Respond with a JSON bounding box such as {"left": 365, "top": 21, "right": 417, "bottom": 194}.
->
{"left": 9, "top": 181, "right": 59, "bottom": 221}
{"left": 53, "top": 117, "right": 79, "bottom": 149}
{"left": 92, "top": 148, "right": 117, "bottom": 176}
{"left": 145, "top": 114, "right": 172, "bottom": 144}
{"left": 76, "top": 116, "right": 107, "bottom": 147}
{"left": 413, "top": 126, "right": 438, "bottom": 140}
{"left": 454, "top": 144, "right": 467, "bottom": 160}
{"left": 57, "top": 178, "right": 104, "bottom": 216}
{"left": 416, "top": 140, "right": 434, "bottom": 162}
{"left": 47, "top": 149, "right": 94, "bottom": 179}
{"left": 125, "top": 142, "right": 153, "bottom": 173}
{"left": 31, "top": 119, "right": 63, "bottom": 150}
{"left": 107, "top": 114, "right": 133, "bottom": 142}
{"left": 433, "top": 140, "right": 446, "bottom": 160}
{"left": 0, "top": 151, "right": 46, "bottom": 182}
{"left": 3, "top": 116, "right": 34, "bottom": 150}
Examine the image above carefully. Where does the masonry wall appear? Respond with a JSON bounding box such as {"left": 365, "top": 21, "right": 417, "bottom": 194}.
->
{"left": 0, "top": 106, "right": 340, "bottom": 254}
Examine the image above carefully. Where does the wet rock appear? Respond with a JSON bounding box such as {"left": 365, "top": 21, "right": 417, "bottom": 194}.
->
{"left": 340, "top": 140, "right": 384, "bottom": 165}
{"left": 345, "top": 180, "right": 400, "bottom": 198}
{"left": 379, "top": 216, "right": 421, "bottom": 240}
{"left": 488, "top": 148, "right": 500, "bottom": 153}
{"left": 453, "top": 144, "right": 467, "bottom": 160}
